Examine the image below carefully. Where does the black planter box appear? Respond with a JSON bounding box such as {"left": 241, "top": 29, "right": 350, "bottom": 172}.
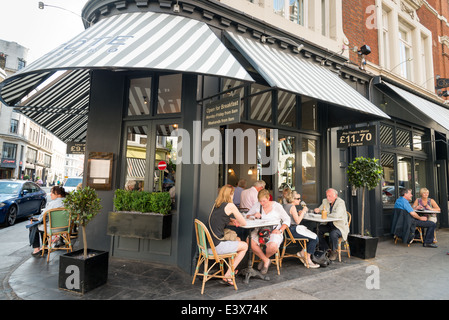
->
{"left": 59, "top": 249, "right": 109, "bottom": 294}
{"left": 347, "top": 234, "right": 379, "bottom": 260}
{"left": 107, "top": 211, "right": 172, "bottom": 240}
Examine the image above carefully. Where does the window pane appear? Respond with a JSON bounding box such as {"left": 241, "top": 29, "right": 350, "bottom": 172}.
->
{"left": 2, "top": 143, "right": 17, "bottom": 159}
{"left": 381, "top": 153, "right": 395, "bottom": 204}
{"left": 396, "top": 128, "right": 411, "bottom": 149}
{"left": 124, "top": 125, "right": 147, "bottom": 191}
{"left": 380, "top": 124, "right": 394, "bottom": 146}
{"left": 158, "top": 74, "right": 182, "bottom": 114}
{"left": 301, "top": 96, "right": 317, "bottom": 130}
{"left": 277, "top": 91, "right": 296, "bottom": 127}
{"left": 398, "top": 156, "right": 412, "bottom": 196}
{"left": 153, "top": 124, "right": 178, "bottom": 197}
{"left": 414, "top": 159, "right": 427, "bottom": 196}
{"left": 128, "top": 78, "right": 151, "bottom": 116}
{"left": 278, "top": 135, "right": 295, "bottom": 192}
{"left": 302, "top": 138, "right": 317, "bottom": 203}
{"left": 413, "top": 132, "right": 423, "bottom": 151}
{"left": 250, "top": 84, "right": 272, "bottom": 122}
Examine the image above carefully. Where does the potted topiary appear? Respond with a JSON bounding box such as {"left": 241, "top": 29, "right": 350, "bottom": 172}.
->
{"left": 347, "top": 156, "right": 383, "bottom": 259}
{"left": 58, "top": 186, "right": 107, "bottom": 294}
{"left": 107, "top": 190, "right": 172, "bottom": 240}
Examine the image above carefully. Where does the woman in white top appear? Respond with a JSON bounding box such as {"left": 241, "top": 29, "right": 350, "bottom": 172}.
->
{"left": 246, "top": 189, "right": 290, "bottom": 275}
{"left": 30, "top": 186, "right": 66, "bottom": 256}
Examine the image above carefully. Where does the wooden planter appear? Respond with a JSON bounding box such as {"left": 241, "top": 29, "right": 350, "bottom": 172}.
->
{"left": 107, "top": 211, "right": 172, "bottom": 240}
{"left": 58, "top": 249, "right": 109, "bottom": 294}
{"left": 347, "top": 234, "right": 379, "bottom": 260}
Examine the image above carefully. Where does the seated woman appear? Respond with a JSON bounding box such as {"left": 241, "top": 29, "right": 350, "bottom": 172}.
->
{"left": 30, "top": 186, "right": 67, "bottom": 256}
{"left": 209, "top": 185, "right": 248, "bottom": 286}
{"left": 283, "top": 191, "right": 319, "bottom": 268}
{"left": 246, "top": 189, "right": 291, "bottom": 275}
{"left": 412, "top": 188, "right": 440, "bottom": 223}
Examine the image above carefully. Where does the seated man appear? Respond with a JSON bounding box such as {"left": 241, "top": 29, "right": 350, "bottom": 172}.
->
{"left": 394, "top": 188, "right": 437, "bottom": 248}
{"left": 315, "top": 188, "right": 349, "bottom": 261}
{"left": 239, "top": 180, "right": 266, "bottom": 211}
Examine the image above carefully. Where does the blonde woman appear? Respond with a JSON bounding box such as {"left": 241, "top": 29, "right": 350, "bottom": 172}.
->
{"left": 283, "top": 191, "right": 319, "bottom": 268}
{"left": 413, "top": 188, "right": 440, "bottom": 223}
{"left": 209, "top": 185, "right": 248, "bottom": 286}
{"left": 246, "top": 189, "right": 291, "bottom": 275}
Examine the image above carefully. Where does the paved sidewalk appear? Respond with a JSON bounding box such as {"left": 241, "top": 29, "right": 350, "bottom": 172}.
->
{"left": 5, "top": 228, "right": 449, "bottom": 300}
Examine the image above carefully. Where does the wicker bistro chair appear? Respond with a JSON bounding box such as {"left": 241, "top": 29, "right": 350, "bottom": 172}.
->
{"left": 192, "top": 219, "right": 238, "bottom": 294}
{"left": 280, "top": 227, "right": 309, "bottom": 268}
{"left": 41, "top": 208, "right": 73, "bottom": 262}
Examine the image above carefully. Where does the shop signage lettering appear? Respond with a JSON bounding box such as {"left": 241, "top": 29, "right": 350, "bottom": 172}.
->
{"left": 58, "top": 35, "right": 134, "bottom": 55}
{"left": 337, "top": 126, "right": 376, "bottom": 148}
{"left": 1, "top": 158, "right": 16, "bottom": 168}
{"left": 67, "top": 142, "right": 86, "bottom": 155}
{"left": 203, "top": 95, "right": 241, "bottom": 129}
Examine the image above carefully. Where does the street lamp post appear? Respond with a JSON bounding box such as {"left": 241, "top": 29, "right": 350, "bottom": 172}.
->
{"left": 38, "top": 2, "right": 91, "bottom": 26}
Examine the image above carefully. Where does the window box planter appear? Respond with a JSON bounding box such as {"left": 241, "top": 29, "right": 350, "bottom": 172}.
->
{"left": 58, "top": 249, "right": 109, "bottom": 294}
{"left": 347, "top": 234, "right": 378, "bottom": 260}
{"left": 107, "top": 190, "right": 172, "bottom": 240}
{"left": 107, "top": 211, "right": 172, "bottom": 240}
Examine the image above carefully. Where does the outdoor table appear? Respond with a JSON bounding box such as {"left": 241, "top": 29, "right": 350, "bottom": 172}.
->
{"left": 415, "top": 210, "right": 440, "bottom": 214}
{"left": 239, "top": 218, "right": 279, "bottom": 284}
{"left": 303, "top": 213, "right": 342, "bottom": 232}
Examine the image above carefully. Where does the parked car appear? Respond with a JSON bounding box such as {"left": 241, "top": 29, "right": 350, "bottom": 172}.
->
{"left": 62, "top": 177, "right": 83, "bottom": 193}
{"left": 0, "top": 180, "right": 47, "bottom": 227}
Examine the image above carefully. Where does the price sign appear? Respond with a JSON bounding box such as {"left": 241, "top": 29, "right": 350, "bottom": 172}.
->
{"left": 337, "top": 126, "right": 376, "bottom": 148}
{"left": 67, "top": 142, "right": 86, "bottom": 154}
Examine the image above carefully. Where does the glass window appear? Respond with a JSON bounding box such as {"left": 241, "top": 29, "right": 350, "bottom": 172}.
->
{"left": 2, "top": 143, "right": 17, "bottom": 159}
{"left": 398, "top": 156, "right": 412, "bottom": 196}
{"left": 10, "top": 119, "right": 18, "bottom": 134}
{"left": 381, "top": 9, "right": 390, "bottom": 69}
{"left": 0, "top": 53, "right": 6, "bottom": 70}
{"left": 153, "top": 124, "right": 178, "bottom": 194}
{"left": 414, "top": 159, "right": 427, "bottom": 196}
{"left": 124, "top": 125, "right": 148, "bottom": 191}
{"left": 158, "top": 74, "right": 182, "bottom": 114}
{"left": 380, "top": 124, "right": 394, "bottom": 146}
{"left": 302, "top": 138, "right": 317, "bottom": 203}
{"left": 250, "top": 84, "right": 272, "bottom": 123}
{"left": 381, "top": 153, "right": 395, "bottom": 204}
{"left": 277, "top": 91, "right": 296, "bottom": 127}
{"left": 301, "top": 96, "right": 317, "bottom": 130}
{"left": 277, "top": 135, "right": 295, "bottom": 193}
{"left": 412, "top": 132, "right": 423, "bottom": 151}
{"left": 398, "top": 24, "right": 412, "bottom": 80}
{"left": 396, "top": 128, "right": 411, "bottom": 149}
{"left": 128, "top": 77, "right": 151, "bottom": 116}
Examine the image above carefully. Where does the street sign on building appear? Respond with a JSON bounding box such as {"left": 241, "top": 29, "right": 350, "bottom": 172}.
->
{"left": 67, "top": 142, "right": 86, "bottom": 155}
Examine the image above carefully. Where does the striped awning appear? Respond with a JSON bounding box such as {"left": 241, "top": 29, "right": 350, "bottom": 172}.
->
{"left": 383, "top": 82, "right": 449, "bottom": 132}
{"left": 0, "top": 12, "right": 253, "bottom": 143}
{"left": 225, "top": 31, "right": 389, "bottom": 122}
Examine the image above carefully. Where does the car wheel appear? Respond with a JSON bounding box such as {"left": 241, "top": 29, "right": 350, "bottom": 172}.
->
{"left": 6, "top": 205, "right": 17, "bottom": 226}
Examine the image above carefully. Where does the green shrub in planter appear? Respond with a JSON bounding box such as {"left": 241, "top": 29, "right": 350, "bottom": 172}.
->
{"left": 113, "top": 189, "right": 171, "bottom": 214}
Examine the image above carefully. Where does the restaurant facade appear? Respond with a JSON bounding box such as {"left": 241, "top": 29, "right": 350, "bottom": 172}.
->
{"left": 1, "top": 0, "right": 448, "bottom": 273}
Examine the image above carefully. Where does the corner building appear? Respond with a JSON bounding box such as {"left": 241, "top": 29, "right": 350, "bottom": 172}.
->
{"left": 3, "top": 0, "right": 441, "bottom": 273}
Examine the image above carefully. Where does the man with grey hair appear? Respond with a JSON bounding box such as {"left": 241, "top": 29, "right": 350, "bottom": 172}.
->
{"left": 240, "top": 180, "right": 266, "bottom": 210}
{"left": 314, "top": 188, "right": 349, "bottom": 260}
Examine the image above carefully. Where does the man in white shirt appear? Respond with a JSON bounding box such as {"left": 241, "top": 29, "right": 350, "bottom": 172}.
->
{"left": 239, "top": 180, "right": 265, "bottom": 210}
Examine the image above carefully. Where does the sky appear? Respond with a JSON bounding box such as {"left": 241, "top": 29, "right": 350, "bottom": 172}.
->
{"left": 0, "top": 0, "right": 89, "bottom": 63}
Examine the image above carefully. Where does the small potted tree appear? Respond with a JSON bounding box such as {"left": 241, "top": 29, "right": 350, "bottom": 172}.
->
{"left": 59, "top": 186, "right": 108, "bottom": 294}
{"left": 347, "top": 156, "right": 383, "bottom": 259}
{"left": 107, "top": 190, "right": 172, "bottom": 240}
